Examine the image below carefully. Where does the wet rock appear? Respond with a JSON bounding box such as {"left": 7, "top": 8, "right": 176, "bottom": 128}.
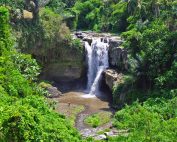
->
{"left": 104, "top": 129, "right": 119, "bottom": 137}
{"left": 83, "top": 37, "right": 92, "bottom": 45}
{"left": 94, "top": 134, "right": 107, "bottom": 140}
{"left": 75, "top": 32, "right": 85, "bottom": 39}
{"left": 80, "top": 128, "right": 97, "bottom": 137}
{"left": 103, "top": 69, "right": 123, "bottom": 90}
{"left": 104, "top": 131, "right": 114, "bottom": 136}
{"left": 101, "top": 37, "right": 109, "bottom": 43}
{"left": 46, "top": 86, "right": 62, "bottom": 98}
{"left": 39, "top": 82, "right": 62, "bottom": 98}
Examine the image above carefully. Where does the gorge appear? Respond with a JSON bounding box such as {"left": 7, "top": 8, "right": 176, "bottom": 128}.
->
{"left": 50, "top": 32, "right": 128, "bottom": 139}
{"left": 1, "top": 1, "right": 176, "bottom": 141}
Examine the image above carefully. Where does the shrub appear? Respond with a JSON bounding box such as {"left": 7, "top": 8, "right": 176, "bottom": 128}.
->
{"left": 112, "top": 96, "right": 177, "bottom": 142}
{"left": 84, "top": 112, "right": 112, "bottom": 128}
{"left": 0, "top": 96, "right": 81, "bottom": 141}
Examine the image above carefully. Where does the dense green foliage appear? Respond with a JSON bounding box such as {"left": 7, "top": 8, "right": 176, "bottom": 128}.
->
{"left": 13, "top": 7, "right": 81, "bottom": 64}
{"left": 111, "top": 96, "right": 177, "bottom": 141}
{"left": 63, "top": 0, "right": 128, "bottom": 31}
{"left": 0, "top": 95, "right": 81, "bottom": 141}
{"left": 0, "top": 6, "right": 82, "bottom": 141}
{"left": 1, "top": 0, "right": 177, "bottom": 141}
{"left": 0, "top": 0, "right": 24, "bottom": 10}
{"left": 0, "top": 0, "right": 82, "bottom": 65}
{"left": 110, "top": 0, "right": 177, "bottom": 141}
{"left": 111, "top": 0, "right": 177, "bottom": 103}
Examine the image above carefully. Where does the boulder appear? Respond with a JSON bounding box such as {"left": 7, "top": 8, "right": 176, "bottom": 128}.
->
{"left": 23, "top": 10, "right": 33, "bottom": 19}
{"left": 46, "top": 86, "right": 62, "bottom": 98}
{"left": 103, "top": 69, "right": 123, "bottom": 90}
{"left": 94, "top": 134, "right": 107, "bottom": 140}
{"left": 75, "top": 32, "right": 93, "bottom": 45}
{"left": 39, "top": 82, "right": 62, "bottom": 98}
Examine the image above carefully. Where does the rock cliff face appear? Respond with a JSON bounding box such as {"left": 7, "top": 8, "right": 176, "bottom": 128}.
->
{"left": 109, "top": 46, "right": 128, "bottom": 71}
{"left": 103, "top": 69, "right": 130, "bottom": 107}
{"left": 29, "top": 33, "right": 85, "bottom": 91}
{"left": 41, "top": 62, "right": 83, "bottom": 82}
{"left": 40, "top": 47, "right": 86, "bottom": 91}
{"left": 103, "top": 69, "right": 123, "bottom": 91}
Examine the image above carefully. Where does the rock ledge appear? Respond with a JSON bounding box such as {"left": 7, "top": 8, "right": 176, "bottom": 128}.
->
{"left": 103, "top": 69, "right": 124, "bottom": 90}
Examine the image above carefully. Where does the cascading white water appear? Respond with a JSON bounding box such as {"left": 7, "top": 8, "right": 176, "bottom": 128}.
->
{"left": 85, "top": 42, "right": 94, "bottom": 91}
{"left": 84, "top": 38, "right": 109, "bottom": 97}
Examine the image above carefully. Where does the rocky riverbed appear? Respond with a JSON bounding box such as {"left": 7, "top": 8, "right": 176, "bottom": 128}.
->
{"left": 50, "top": 90, "right": 129, "bottom": 140}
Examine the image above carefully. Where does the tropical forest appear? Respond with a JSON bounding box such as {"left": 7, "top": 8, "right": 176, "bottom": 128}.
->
{"left": 0, "top": 0, "right": 177, "bottom": 141}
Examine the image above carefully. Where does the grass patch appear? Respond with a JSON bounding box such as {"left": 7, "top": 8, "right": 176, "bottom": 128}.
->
{"left": 84, "top": 112, "right": 112, "bottom": 128}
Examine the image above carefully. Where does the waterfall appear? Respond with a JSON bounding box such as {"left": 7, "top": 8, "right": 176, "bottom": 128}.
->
{"left": 85, "top": 38, "right": 109, "bottom": 96}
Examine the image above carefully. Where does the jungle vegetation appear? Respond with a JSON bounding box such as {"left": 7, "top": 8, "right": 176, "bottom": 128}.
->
{"left": 0, "top": 0, "right": 177, "bottom": 141}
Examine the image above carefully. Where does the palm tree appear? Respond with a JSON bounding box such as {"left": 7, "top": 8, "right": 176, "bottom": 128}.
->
{"left": 127, "top": 0, "right": 139, "bottom": 15}
{"left": 127, "top": 0, "right": 148, "bottom": 21}
{"left": 151, "top": 0, "right": 160, "bottom": 17}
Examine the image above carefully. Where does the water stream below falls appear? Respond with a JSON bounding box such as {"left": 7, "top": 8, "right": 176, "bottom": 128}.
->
{"left": 84, "top": 38, "right": 109, "bottom": 97}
